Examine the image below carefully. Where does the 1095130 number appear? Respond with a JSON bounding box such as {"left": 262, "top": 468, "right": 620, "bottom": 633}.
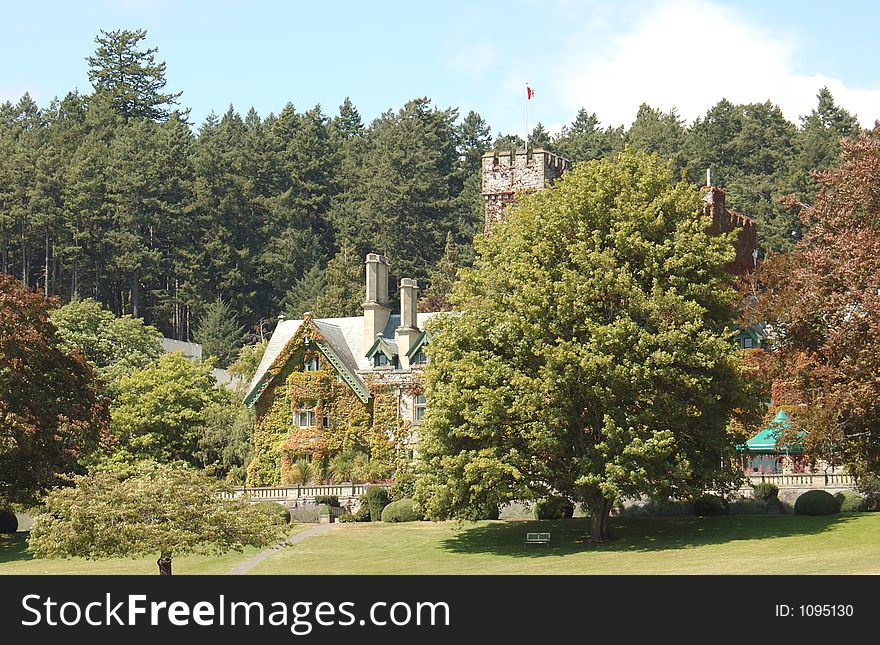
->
{"left": 799, "top": 604, "right": 853, "bottom": 617}
{"left": 776, "top": 604, "right": 854, "bottom": 617}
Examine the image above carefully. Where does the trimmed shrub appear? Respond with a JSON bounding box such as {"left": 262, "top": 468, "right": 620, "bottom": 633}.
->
{"left": 353, "top": 504, "right": 371, "bottom": 522}
{"left": 835, "top": 490, "right": 867, "bottom": 513}
{"left": 380, "top": 498, "right": 423, "bottom": 522}
{"left": 728, "top": 499, "right": 767, "bottom": 514}
{"left": 856, "top": 475, "right": 880, "bottom": 511}
{"left": 534, "top": 496, "right": 575, "bottom": 520}
{"left": 0, "top": 509, "right": 17, "bottom": 534}
{"left": 388, "top": 470, "right": 417, "bottom": 501}
{"left": 752, "top": 482, "right": 779, "bottom": 501}
{"left": 693, "top": 494, "right": 729, "bottom": 516}
{"left": 794, "top": 490, "right": 839, "bottom": 515}
{"left": 364, "top": 486, "right": 390, "bottom": 521}
{"left": 337, "top": 513, "right": 356, "bottom": 523}
{"left": 315, "top": 496, "right": 340, "bottom": 508}
{"left": 255, "top": 501, "right": 291, "bottom": 525}
{"left": 288, "top": 506, "right": 322, "bottom": 523}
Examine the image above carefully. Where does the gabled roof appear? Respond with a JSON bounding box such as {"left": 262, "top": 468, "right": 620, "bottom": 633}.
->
{"left": 406, "top": 330, "right": 432, "bottom": 358}
{"left": 365, "top": 335, "right": 399, "bottom": 360}
{"left": 244, "top": 311, "right": 439, "bottom": 406}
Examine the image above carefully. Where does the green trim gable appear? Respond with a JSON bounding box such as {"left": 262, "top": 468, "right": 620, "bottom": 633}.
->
{"left": 365, "top": 335, "right": 399, "bottom": 361}
{"left": 244, "top": 317, "right": 370, "bottom": 406}
{"left": 405, "top": 330, "right": 432, "bottom": 358}
{"left": 313, "top": 336, "right": 370, "bottom": 403}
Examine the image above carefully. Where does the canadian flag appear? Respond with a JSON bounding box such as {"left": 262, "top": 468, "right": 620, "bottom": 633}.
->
{"left": 527, "top": 85, "right": 535, "bottom": 100}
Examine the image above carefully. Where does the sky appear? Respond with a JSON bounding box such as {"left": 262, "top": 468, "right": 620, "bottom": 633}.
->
{"left": 3, "top": 0, "right": 880, "bottom": 137}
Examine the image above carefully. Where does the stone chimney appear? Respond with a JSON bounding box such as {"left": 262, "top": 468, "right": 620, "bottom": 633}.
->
{"left": 395, "top": 278, "right": 419, "bottom": 369}
{"left": 363, "top": 253, "right": 390, "bottom": 348}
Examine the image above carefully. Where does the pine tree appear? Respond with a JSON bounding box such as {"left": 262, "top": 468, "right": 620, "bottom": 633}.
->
{"left": 313, "top": 243, "right": 362, "bottom": 317}
{"left": 282, "top": 264, "right": 326, "bottom": 318}
{"left": 193, "top": 298, "right": 245, "bottom": 368}
{"left": 552, "top": 108, "right": 623, "bottom": 162}
{"left": 529, "top": 122, "right": 552, "bottom": 149}
{"left": 86, "top": 29, "right": 182, "bottom": 121}
{"left": 420, "top": 232, "right": 459, "bottom": 312}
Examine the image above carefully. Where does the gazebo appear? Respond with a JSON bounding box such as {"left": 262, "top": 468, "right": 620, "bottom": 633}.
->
{"left": 737, "top": 410, "right": 805, "bottom": 474}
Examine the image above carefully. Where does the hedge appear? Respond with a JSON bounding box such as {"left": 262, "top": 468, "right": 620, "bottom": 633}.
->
{"left": 835, "top": 490, "right": 867, "bottom": 513}
{"left": 794, "top": 490, "right": 839, "bottom": 515}
{"left": 0, "top": 509, "right": 17, "bottom": 534}
{"left": 380, "top": 498, "right": 423, "bottom": 523}
{"left": 693, "top": 494, "right": 729, "bottom": 516}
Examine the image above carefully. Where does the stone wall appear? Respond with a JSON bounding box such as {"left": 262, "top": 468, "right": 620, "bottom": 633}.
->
{"left": 482, "top": 149, "right": 570, "bottom": 234}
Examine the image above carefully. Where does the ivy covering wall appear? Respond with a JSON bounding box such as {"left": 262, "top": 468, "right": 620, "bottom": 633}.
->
{"left": 246, "top": 319, "right": 421, "bottom": 486}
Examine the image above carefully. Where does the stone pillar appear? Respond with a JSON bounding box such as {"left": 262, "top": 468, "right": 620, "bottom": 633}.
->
{"left": 395, "top": 278, "right": 419, "bottom": 369}
{"left": 363, "top": 254, "right": 390, "bottom": 348}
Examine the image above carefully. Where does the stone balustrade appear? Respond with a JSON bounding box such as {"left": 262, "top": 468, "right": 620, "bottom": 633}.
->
{"left": 220, "top": 483, "right": 388, "bottom": 508}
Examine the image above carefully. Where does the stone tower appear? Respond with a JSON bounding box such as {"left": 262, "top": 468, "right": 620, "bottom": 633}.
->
{"left": 481, "top": 148, "right": 571, "bottom": 234}
{"left": 703, "top": 186, "right": 759, "bottom": 276}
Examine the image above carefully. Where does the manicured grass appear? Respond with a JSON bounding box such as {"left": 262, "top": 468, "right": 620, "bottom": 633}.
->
{"left": 250, "top": 513, "right": 880, "bottom": 575}
{"left": 0, "top": 524, "right": 311, "bottom": 575}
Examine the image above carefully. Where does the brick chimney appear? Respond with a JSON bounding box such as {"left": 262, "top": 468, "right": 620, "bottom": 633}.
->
{"left": 363, "top": 253, "right": 390, "bottom": 347}
{"left": 395, "top": 278, "right": 419, "bottom": 369}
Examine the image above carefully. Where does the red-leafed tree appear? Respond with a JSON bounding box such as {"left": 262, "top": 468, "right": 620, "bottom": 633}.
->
{"left": 751, "top": 126, "right": 880, "bottom": 476}
{"left": 0, "top": 274, "right": 109, "bottom": 503}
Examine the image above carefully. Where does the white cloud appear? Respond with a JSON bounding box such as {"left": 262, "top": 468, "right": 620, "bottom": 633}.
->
{"left": 551, "top": 0, "right": 880, "bottom": 128}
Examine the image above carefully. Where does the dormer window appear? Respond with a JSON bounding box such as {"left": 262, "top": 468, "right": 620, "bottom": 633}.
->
{"left": 413, "top": 350, "right": 428, "bottom": 365}
{"left": 374, "top": 353, "right": 389, "bottom": 368}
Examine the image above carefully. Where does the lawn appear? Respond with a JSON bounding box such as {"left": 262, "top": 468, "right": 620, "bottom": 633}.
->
{"left": 249, "top": 513, "right": 880, "bottom": 575}
{"left": 0, "top": 524, "right": 312, "bottom": 575}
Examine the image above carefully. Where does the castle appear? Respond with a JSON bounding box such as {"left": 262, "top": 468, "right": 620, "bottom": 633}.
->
{"left": 244, "top": 148, "right": 759, "bottom": 486}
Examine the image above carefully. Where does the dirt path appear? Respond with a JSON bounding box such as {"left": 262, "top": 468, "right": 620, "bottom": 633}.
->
{"left": 226, "top": 523, "right": 336, "bottom": 575}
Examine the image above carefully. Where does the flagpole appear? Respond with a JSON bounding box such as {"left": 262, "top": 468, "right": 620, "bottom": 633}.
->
{"left": 525, "top": 83, "right": 529, "bottom": 155}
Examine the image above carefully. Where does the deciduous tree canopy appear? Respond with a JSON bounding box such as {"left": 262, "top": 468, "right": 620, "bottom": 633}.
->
{"left": 415, "top": 151, "right": 760, "bottom": 541}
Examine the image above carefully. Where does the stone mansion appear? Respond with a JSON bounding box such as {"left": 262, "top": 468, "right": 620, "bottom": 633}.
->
{"left": 243, "top": 148, "right": 758, "bottom": 486}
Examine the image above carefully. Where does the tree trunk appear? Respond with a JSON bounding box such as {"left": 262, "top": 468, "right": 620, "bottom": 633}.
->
{"left": 585, "top": 492, "right": 614, "bottom": 543}
{"left": 131, "top": 273, "right": 141, "bottom": 318}
{"left": 157, "top": 553, "right": 172, "bottom": 576}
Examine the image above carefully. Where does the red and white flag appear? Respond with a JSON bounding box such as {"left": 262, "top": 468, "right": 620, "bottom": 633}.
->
{"left": 526, "top": 85, "right": 535, "bottom": 100}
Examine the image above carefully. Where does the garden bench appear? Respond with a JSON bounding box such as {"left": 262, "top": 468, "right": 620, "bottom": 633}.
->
{"left": 524, "top": 532, "right": 550, "bottom": 547}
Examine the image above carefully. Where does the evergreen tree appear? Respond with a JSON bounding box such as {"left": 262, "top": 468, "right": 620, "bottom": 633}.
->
{"left": 492, "top": 133, "right": 525, "bottom": 152}
{"left": 282, "top": 263, "right": 326, "bottom": 318}
{"left": 193, "top": 298, "right": 245, "bottom": 367}
{"left": 86, "top": 29, "right": 182, "bottom": 121}
{"left": 626, "top": 103, "right": 687, "bottom": 175}
{"left": 529, "top": 122, "right": 552, "bottom": 149}
{"left": 420, "top": 232, "right": 459, "bottom": 312}
{"left": 552, "top": 108, "right": 624, "bottom": 162}
{"left": 313, "top": 243, "right": 362, "bottom": 317}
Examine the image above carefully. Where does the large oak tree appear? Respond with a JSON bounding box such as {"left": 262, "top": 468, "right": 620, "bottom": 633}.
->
{"left": 415, "top": 151, "right": 758, "bottom": 542}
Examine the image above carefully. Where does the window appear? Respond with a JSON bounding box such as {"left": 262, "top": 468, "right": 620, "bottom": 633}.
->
{"left": 303, "top": 355, "right": 319, "bottom": 371}
{"left": 742, "top": 337, "right": 753, "bottom": 349}
{"left": 294, "top": 408, "right": 317, "bottom": 427}
{"left": 414, "top": 394, "right": 426, "bottom": 424}
{"left": 413, "top": 350, "right": 428, "bottom": 365}
{"left": 374, "top": 353, "right": 388, "bottom": 368}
